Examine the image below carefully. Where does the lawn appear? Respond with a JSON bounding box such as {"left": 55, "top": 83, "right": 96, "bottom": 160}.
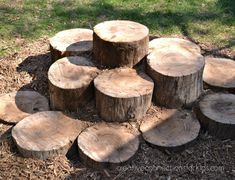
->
{"left": 0, "top": 0, "right": 234, "bottom": 57}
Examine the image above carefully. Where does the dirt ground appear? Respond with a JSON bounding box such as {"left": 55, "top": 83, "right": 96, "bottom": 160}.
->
{"left": 0, "top": 37, "right": 234, "bottom": 179}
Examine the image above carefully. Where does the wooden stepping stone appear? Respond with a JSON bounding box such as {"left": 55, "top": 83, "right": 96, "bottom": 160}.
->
{"left": 149, "top": 37, "right": 201, "bottom": 54}
{"left": 0, "top": 91, "right": 49, "bottom": 124}
{"left": 12, "top": 111, "right": 87, "bottom": 159}
{"left": 77, "top": 123, "right": 139, "bottom": 168}
{"left": 48, "top": 56, "right": 99, "bottom": 112}
{"left": 93, "top": 20, "right": 149, "bottom": 68}
{"left": 140, "top": 108, "right": 200, "bottom": 151}
{"left": 203, "top": 57, "right": 235, "bottom": 93}
{"left": 94, "top": 68, "right": 154, "bottom": 121}
{"left": 195, "top": 93, "right": 235, "bottom": 139}
{"left": 146, "top": 48, "right": 205, "bottom": 108}
{"left": 49, "top": 28, "right": 93, "bottom": 62}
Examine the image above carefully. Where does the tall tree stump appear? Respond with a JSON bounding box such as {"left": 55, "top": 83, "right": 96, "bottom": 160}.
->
{"left": 12, "top": 111, "right": 87, "bottom": 159}
{"left": 195, "top": 93, "right": 235, "bottom": 139}
{"left": 149, "top": 37, "right": 201, "bottom": 54}
{"left": 77, "top": 123, "right": 139, "bottom": 168}
{"left": 94, "top": 68, "right": 154, "bottom": 121}
{"left": 48, "top": 56, "right": 99, "bottom": 112}
{"left": 0, "top": 91, "right": 49, "bottom": 124}
{"left": 49, "top": 28, "right": 93, "bottom": 63}
{"left": 203, "top": 57, "right": 235, "bottom": 93}
{"left": 146, "top": 48, "right": 205, "bottom": 108}
{"left": 93, "top": 20, "right": 149, "bottom": 68}
{"left": 140, "top": 108, "right": 200, "bottom": 151}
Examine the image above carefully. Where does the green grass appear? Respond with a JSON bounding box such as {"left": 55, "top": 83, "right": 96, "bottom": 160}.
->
{"left": 0, "top": 0, "right": 234, "bottom": 57}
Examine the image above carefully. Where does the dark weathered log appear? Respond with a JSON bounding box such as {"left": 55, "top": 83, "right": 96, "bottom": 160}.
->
{"left": 0, "top": 91, "right": 49, "bottom": 124}
{"left": 93, "top": 20, "right": 149, "bottom": 68}
{"left": 94, "top": 68, "right": 154, "bottom": 121}
{"left": 12, "top": 111, "right": 87, "bottom": 159}
{"left": 48, "top": 56, "right": 99, "bottom": 112}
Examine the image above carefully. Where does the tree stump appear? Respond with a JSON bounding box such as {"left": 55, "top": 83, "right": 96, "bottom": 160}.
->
{"left": 146, "top": 48, "right": 205, "bottom": 108}
{"left": 93, "top": 20, "right": 149, "bottom": 68}
{"left": 12, "top": 111, "right": 87, "bottom": 159}
{"left": 48, "top": 56, "right": 99, "bottom": 112}
{"left": 0, "top": 91, "right": 49, "bottom": 124}
{"left": 77, "top": 123, "right": 139, "bottom": 168}
{"left": 149, "top": 37, "right": 201, "bottom": 54}
{"left": 140, "top": 108, "right": 200, "bottom": 151}
{"left": 203, "top": 57, "right": 235, "bottom": 93}
{"left": 195, "top": 93, "right": 235, "bottom": 139}
{"left": 49, "top": 28, "right": 93, "bottom": 63}
{"left": 94, "top": 68, "right": 154, "bottom": 121}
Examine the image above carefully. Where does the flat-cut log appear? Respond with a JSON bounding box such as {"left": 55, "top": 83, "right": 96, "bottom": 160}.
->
{"left": 0, "top": 91, "right": 49, "bottom": 124}
{"left": 140, "top": 107, "right": 200, "bottom": 151}
{"left": 49, "top": 28, "right": 93, "bottom": 62}
{"left": 48, "top": 56, "right": 99, "bottom": 112}
{"left": 93, "top": 20, "right": 149, "bottom": 68}
{"left": 77, "top": 123, "right": 139, "bottom": 168}
{"left": 12, "top": 111, "right": 87, "bottom": 159}
{"left": 94, "top": 68, "right": 154, "bottom": 121}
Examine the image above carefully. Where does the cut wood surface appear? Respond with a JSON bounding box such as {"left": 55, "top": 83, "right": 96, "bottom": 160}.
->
{"left": 0, "top": 91, "right": 49, "bottom": 124}
{"left": 140, "top": 108, "right": 200, "bottom": 151}
{"left": 48, "top": 56, "right": 99, "bottom": 112}
{"left": 203, "top": 57, "right": 235, "bottom": 92}
{"left": 147, "top": 48, "right": 205, "bottom": 108}
{"left": 94, "top": 68, "right": 154, "bottom": 121}
{"left": 12, "top": 111, "right": 87, "bottom": 159}
{"left": 149, "top": 37, "right": 201, "bottom": 54}
{"left": 196, "top": 93, "right": 235, "bottom": 139}
{"left": 77, "top": 123, "right": 139, "bottom": 168}
{"left": 93, "top": 20, "right": 149, "bottom": 68}
{"left": 49, "top": 28, "right": 93, "bottom": 62}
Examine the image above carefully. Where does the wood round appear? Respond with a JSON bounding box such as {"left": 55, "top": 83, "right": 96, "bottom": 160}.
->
{"left": 12, "top": 111, "right": 87, "bottom": 159}
{"left": 203, "top": 57, "right": 235, "bottom": 93}
{"left": 140, "top": 108, "right": 200, "bottom": 151}
{"left": 49, "top": 28, "right": 93, "bottom": 62}
{"left": 94, "top": 68, "right": 154, "bottom": 121}
{"left": 149, "top": 37, "right": 201, "bottom": 54}
{"left": 48, "top": 56, "right": 99, "bottom": 112}
{"left": 146, "top": 48, "right": 205, "bottom": 108}
{"left": 0, "top": 91, "right": 49, "bottom": 124}
{"left": 77, "top": 123, "right": 139, "bottom": 168}
{"left": 93, "top": 20, "right": 149, "bottom": 68}
{"left": 196, "top": 93, "right": 235, "bottom": 139}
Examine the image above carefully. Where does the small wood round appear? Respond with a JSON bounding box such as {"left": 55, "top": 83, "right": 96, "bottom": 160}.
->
{"left": 146, "top": 48, "right": 205, "bottom": 108}
{"left": 203, "top": 57, "right": 235, "bottom": 93}
{"left": 77, "top": 123, "right": 139, "bottom": 168}
{"left": 149, "top": 37, "right": 201, "bottom": 54}
{"left": 93, "top": 20, "right": 149, "bottom": 68}
{"left": 0, "top": 91, "right": 49, "bottom": 124}
{"left": 196, "top": 93, "right": 235, "bottom": 139}
{"left": 140, "top": 108, "right": 200, "bottom": 151}
{"left": 12, "top": 111, "right": 87, "bottom": 159}
{"left": 49, "top": 28, "right": 93, "bottom": 62}
{"left": 94, "top": 68, "right": 154, "bottom": 121}
{"left": 48, "top": 56, "right": 99, "bottom": 112}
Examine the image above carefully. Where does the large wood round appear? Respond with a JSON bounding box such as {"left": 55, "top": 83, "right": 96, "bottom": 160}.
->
{"left": 0, "top": 91, "right": 49, "bottom": 124}
{"left": 140, "top": 108, "right": 200, "bottom": 151}
{"left": 77, "top": 123, "right": 139, "bottom": 168}
{"left": 94, "top": 68, "right": 154, "bottom": 121}
{"left": 49, "top": 28, "right": 93, "bottom": 62}
{"left": 149, "top": 37, "right": 201, "bottom": 54}
{"left": 48, "top": 56, "right": 99, "bottom": 112}
{"left": 196, "top": 93, "right": 235, "bottom": 139}
{"left": 203, "top": 57, "right": 235, "bottom": 93}
{"left": 146, "top": 48, "right": 205, "bottom": 108}
{"left": 93, "top": 20, "right": 149, "bottom": 68}
{"left": 12, "top": 111, "right": 87, "bottom": 160}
